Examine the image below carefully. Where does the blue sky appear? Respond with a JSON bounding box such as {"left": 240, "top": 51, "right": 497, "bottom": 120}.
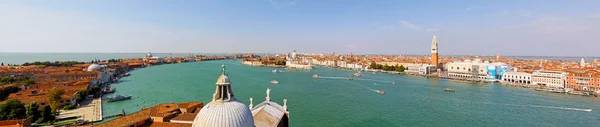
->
{"left": 1, "top": 0, "right": 599, "bottom": 56}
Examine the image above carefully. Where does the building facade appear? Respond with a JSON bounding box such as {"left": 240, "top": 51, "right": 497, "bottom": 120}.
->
{"left": 446, "top": 60, "right": 510, "bottom": 80}
{"left": 405, "top": 64, "right": 436, "bottom": 75}
{"left": 532, "top": 70, "right": 567, "bottom": 88}
{"left": 502, "top": 72, "right": 532, "bottom": 84}
{"left": 566, "top": 70, "right": 600, "bottom": 92}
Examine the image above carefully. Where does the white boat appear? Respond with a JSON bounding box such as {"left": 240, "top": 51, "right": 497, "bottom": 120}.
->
{"left": 353, "top": 72, "right": 362, "bottom": 77}
{"left": 272, "top": 69, "right": 279, "bottom": 73}
{"left": 271, "top": 80, "right": 279, "bottom": 84}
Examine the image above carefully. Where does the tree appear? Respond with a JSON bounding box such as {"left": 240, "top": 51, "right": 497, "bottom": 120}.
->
{"left": 38, "top": 105, "right": 54, "bottom": 123}
{"left": 74, "top": 90, "right": 88, "bottom": 103}
{"left": 25, "top": 102, "right": 40, "bottom": 122}
{"left": 396, "top": 65, "right": 405, "bottom": 72}
{"left": 90, "top": 86, "right": 101, "bottom": 95}
{"left": 0, "top": 99, "right": 26, "bottom": 120}
{"left": 46, "top": 88, "right": 65, "bottom": 112}
{"left": 369, "top": 63, "right": 377, "bottom": 69}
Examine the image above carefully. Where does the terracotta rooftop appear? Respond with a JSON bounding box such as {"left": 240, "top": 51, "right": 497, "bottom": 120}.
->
{"left": 95, "top": 108, "right": 152, "bottom": 127}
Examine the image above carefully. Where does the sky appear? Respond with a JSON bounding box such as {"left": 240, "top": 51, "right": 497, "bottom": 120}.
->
{"left": 0, "top": 0, "right": 599, "bottom": 56}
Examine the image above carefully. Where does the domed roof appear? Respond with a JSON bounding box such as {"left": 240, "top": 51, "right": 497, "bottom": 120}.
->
{"left": 87, "top": 64, "right": 102, "bottom": 71}
{"left": 192, "top": 64, "right": 254, "bottom": 127}
{"left": 87, "top": 59, "right": 104, "bottom": 71}
{"left": 192, "top": 99, "right": 254, "bottom": 127}
{"left": 216, "top": 75, "right": 230, "bottom": 86}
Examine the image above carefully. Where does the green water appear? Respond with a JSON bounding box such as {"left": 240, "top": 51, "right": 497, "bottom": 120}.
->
{"left": 103, "top": 60, "right": 600, "bottom": 127}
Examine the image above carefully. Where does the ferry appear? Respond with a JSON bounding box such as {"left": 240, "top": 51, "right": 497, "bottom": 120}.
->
{"left": 443, "top": 88, "right": 456, "bottom": 92}
{"left": 377, "top": 90, "right": 385, "bottom": 95}
{"left": 352, "top": 72, "right": 362, "bottom": 77}
{"left": 271, "top": 80, "right": 279, "bottom": 84}
{"left": 313, "top": 74, "right": 319, "bottom": 79}
{"left": 106, "top": 94, "right": 132, "bottom": 102}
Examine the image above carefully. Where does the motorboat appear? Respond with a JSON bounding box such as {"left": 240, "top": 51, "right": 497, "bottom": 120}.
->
{"left": 377, "top": 90, "right": 385, "bottom": 95}
{"left": 271, "top": 80, "right": 279, "bottom": 84}
{"left": 272, "top": 69, "right": 279, "bottom": 73}
{"left": 106, "top": 94, "right": 132, "bottom": 102}
{"left": 313, "top": 74, "right": 319, "bottom": 79}
{"left": 353, "top": 72, "right": 362, "bottom": 77}
{"left": 443, "top": 88, "right": 456, "bottom": 92}
{"left": 103, "top": 87, "right": 115, "bottom": 94}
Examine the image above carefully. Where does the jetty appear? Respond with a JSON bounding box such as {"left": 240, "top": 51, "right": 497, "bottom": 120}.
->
{"left": 103, "top": 109, "right": 126, "bottom": 119}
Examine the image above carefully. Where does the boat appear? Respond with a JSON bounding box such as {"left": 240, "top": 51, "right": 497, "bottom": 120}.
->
{"left": 377, "top": 90, "right": 385, "bottom": 95}
{"left": 123, "top": 73, "right": 130, "bottom": 77}
{"left": 313, "top": 74, "right": 319, "bottom": 79}
{"left": 272, "top": 69, "right": 279, "bottom": 73}
{"left": 271, "top": 80, "right": 279, "bottom": 84}
{"left": 106, "top": 94, "right": 132, "bottom": 102}
{"left": 443, "top": 88, "right": 456, "bottom": 92}
{"left": 353, "top": 72, "right": 362, "bottom": 77}
{"left": 584, "top": 109, "right": 592, "bottom": 112}
{"left": 392, "top": 82, "right": 395, "bottom": 85}
{"left": 103, "top": 87, "right": 115, "bottom": 94}
{"left": 347, "top": 78, "right": 353, "bottom": 80}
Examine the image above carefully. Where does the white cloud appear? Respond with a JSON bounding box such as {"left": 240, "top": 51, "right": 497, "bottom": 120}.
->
{"left": 268, "top": 0, "right": 297, "bottom": 10}
{"left": 502, "top": 8, "right": 509, "bottom": 14}
{"left": 400, "top": 20, "right": 422, "bottom": 31}
{"left": 398, "top": 20, "right": 439, "bottom": 32}
{"left": 520, "top": 11, "right": 532, "bottom": 17}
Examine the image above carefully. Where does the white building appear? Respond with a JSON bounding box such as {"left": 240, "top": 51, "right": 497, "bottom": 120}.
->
{"left": 86, "top": 59, "right": 111, "bottom": 85}
{"left": 532, "top": 70, "right": 567, "bottom": 88}
{"left": 502, "top": 72, "right": 532, "bottom": 84}
{"left": 405, "top": 64, "right": 436, "bottom": 75}
{"left": 446, "top": 59, "right": 510, "bottom": 80}
{"left": 143, "top": 52, "right": 163, "bottom": 63}
{"left": 285, "top": 50, "right": 313, "bottom": 70}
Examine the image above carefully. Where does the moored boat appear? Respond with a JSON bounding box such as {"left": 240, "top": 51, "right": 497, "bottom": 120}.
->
{"left": 443, "top": 88, "right": 456, "bottom": 92}
{"left": 106, "top": 94, "right": 132, "bottom": 102}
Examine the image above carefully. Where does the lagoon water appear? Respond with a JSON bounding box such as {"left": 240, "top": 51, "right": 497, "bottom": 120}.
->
{"left": 102, "top": 59, "right": 600, "bottom": 127}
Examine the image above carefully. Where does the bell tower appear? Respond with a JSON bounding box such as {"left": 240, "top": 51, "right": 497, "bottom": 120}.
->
{"left": 431, "top": 34, "right": 439, "bottom": 69}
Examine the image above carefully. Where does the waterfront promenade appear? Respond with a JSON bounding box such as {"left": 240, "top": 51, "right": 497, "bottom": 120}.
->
{"left": 57, "top": 98, "right": 102, "bottom": 122}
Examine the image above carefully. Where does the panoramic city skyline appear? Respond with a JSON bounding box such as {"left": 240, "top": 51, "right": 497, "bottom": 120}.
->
{"left": 1, "top": 0, "right": 599, "bottom": 56}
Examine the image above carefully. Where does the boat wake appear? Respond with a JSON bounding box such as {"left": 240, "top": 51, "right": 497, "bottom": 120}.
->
{"left": 479, "top": 102, "right": 592, "bottom": 112}
{"left": 354, "top": 78, "right": 394, "bottom": 84}
{"left": 348, "top": 82, "right": 379, "bottom": 93}
{"left": 517, "top": 104, "right": 592, "bottom": 112}
{"left": 319, "top": 76, "right": 348, "bottom": 79}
